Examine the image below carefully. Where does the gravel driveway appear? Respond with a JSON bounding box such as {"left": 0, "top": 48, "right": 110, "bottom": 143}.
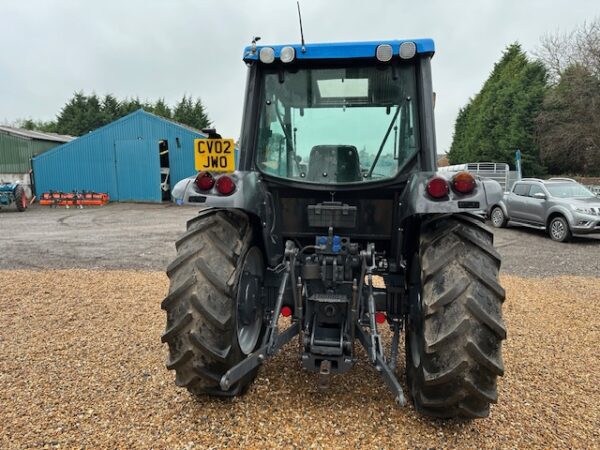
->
{"left": 1, "top": 271, "right": 598, "bottom": 448}
{"left": 0, "top": 204, "right": 599, "bottom": 448}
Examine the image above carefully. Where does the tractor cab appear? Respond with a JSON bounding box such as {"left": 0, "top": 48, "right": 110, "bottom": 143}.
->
{"left": 239, "top": 39, "right": 437, "bottom": 183}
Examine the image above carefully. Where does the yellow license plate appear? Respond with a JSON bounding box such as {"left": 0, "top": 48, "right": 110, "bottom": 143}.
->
{"left": 194, "top": 138, "right": 235, "bottom": 172}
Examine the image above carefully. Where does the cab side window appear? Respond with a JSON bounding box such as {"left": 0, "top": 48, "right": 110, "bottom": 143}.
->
{"left": 528, "top": 184, "right": 545, "bottom": 197}
{"left": 513, "top": 183, "right": 530, "bottom": 196}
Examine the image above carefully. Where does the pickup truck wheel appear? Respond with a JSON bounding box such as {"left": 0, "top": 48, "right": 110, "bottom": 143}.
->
{"left": 490, "top": 207, "right": 506, "bottom": 228}
{"left": 549, "top": 216, "right": 571, "bottom": 242}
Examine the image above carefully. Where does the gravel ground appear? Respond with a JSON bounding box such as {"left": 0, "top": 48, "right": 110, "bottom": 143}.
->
{"left": 1, "top": 271, "right": 598, "bottom": 448}
{"left": 0, "top": 204, "right": 198, "bottom": 271}
{"left": 491, "top": 225, "right": 600, "bottom": 277}
{"left": 1, "top": 204, "right": 599, "bottom": 276}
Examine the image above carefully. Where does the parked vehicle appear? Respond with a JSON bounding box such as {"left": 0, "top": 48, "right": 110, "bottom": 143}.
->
{"left": 162, "top": 38, "right": 506, "bottom": 419}
{"left": 489, "top": 178, "right": 600, "bottom": 241}
{"left": 0, "top": 181, "right": 27, "bottom": 212}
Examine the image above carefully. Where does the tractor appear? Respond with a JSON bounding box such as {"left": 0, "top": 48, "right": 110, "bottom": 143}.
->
{"left": 162, "top": 38, "right": 506, "bottom": 418}
{"left": 0, "top": 181, "right": 28, "bottom": 212}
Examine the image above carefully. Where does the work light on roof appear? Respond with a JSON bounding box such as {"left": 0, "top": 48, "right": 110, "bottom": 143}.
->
{"left": 259, "top": 47, "right": 275, "bottom": 63}
{"left": 376, "top": 44, "right": 393, "bottom": 62}
{"left": 280, "top": 46, "right": 296, "bottom": 63}
{"left": 399, "top": 41, "right": 417, "bottom": 59}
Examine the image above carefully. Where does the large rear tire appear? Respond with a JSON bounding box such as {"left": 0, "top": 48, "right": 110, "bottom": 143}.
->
{"left": 161, "top": 208, "right": 264, "bottom": 397}
{"left": 406, "top": 214, "right": 506, "bottom": 418}
{"left": 14, "top": 185, "right": 27, "bottom": 212}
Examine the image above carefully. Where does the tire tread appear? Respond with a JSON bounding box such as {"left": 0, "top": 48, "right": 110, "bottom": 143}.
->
{"left": 162, "top": 208, "right": 258, "bottom": 397}
{"left": 407, "top": 214, "right": 506, "bottom": 419}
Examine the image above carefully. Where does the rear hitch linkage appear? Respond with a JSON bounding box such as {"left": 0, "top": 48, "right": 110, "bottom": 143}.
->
{"left": 220, "top": 245, "right": 300, "bottom": 391}
{"left": 220, "top": 240, "right": 406, "bottom": 407}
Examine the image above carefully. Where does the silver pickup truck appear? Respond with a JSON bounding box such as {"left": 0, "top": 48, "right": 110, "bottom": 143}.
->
{"left": 489, "top": 177, "right": 600, "bottom": 242}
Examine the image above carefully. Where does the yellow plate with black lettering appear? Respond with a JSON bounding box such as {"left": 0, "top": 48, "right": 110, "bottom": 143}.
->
{"left": 194, "top": 138, "right": 235, "bottom": 172}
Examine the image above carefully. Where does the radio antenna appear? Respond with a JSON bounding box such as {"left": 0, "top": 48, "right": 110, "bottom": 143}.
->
{"left": 297, "top": 1, "right": 306, "bottom": 53}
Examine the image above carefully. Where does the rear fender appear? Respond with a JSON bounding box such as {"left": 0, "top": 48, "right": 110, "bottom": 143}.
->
{"left": 398, "top": 172, "right": 503, "bottom": 222}
{"left": 172, "top": 171, "right": 282, "bottom": 265}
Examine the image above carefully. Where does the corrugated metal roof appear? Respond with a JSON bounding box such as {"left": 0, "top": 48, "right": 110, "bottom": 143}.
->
{"left": 0, "top": 126, "right": 74, "bottom": 143}
{"left": 153, "top": 113, "right": 208, "bottom": 137}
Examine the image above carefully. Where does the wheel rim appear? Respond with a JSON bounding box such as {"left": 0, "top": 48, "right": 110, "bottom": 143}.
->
{"left": 409, "top": 292, "right": 422, "bottom": 369}
{"left": 551, "top": 220, "right": 565, "bottom": 240}
{"left": 21, "top": 195, "right": 27, "bottom": 208}
{"left": 407, "top": 254, "right": 423, "bottom": 372}
{"left": 236, "top": 247, "right": 263, "bottom": 355}
{"left": 491, "top": 208, "right": 503, "bottom": 226}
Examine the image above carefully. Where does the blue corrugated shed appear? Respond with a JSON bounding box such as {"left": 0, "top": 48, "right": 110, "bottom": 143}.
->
{"left": 32, "top": 110, "right": 206, "bottom": 202}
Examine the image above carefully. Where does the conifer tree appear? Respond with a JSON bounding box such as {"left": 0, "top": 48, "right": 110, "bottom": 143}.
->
{"left": 448, "top": 43, "right": 548, "bottom": 175}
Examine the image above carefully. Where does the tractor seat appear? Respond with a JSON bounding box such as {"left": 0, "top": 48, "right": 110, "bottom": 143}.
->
{"left": 306, "top": 145, "right": 362, "bottom": 183}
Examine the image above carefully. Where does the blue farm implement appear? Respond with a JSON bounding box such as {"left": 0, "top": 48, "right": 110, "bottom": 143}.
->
{"left": 0, "top": 182, "right": 27, "bottom": 212}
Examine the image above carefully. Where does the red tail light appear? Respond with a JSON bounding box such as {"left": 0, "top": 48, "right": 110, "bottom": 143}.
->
{"left": 280, "top": 306, "right": 292, "bottom": 317}
{"left": 452, "top": 171, "right": 476, "bottom": 194}
{"left": 195, "top": 172, "right": 214, "bottom": 191}
{"left": 215, "top": 175, "right": 236, "bottom": 196}
{"left": 426, "top": 176, "right": 449, "bottom": 199}
{"left": 375, "top": 312, "right": 386, "bottom": 324}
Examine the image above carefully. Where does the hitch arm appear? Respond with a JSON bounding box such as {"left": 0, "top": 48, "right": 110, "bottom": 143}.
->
{"left": 356, "top": 324, "right": 406, "bottom": 406}
{"left": 220, "top": 256, "right": 297, "bottom": 391}
{"left": 220, "top": 323, "right": 299, "bottom": 391}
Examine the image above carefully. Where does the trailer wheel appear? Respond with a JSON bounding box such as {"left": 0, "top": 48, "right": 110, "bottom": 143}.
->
{"left": 14, "top": 185, "right": 27, "bottom": 212}
{"left": 406, "top": 214, "right": 506, "bottom": 418}
{"left": 161, "top": 208, "right": 265, "bottom": 397}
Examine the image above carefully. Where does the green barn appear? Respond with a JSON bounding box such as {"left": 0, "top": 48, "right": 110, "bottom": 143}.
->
{"left": 0, "top": 126, "right": 73, "bottom": 197}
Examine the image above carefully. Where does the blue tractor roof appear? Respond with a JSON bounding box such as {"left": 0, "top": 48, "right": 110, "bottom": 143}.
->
{"left": 243, "top": 39, "right": 435, "bottom": 62}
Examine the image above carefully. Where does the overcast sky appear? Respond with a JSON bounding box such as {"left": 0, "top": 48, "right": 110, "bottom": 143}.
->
{"left": 0, "top": 0, "right": 595, "bottom": 153}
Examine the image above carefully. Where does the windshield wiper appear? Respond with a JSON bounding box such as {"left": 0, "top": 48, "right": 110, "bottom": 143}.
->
{"left": 273, "top": 104, "right": 300, "bottom": 176}
{"left": 367, "top": 105, "right": 401, "bottom": 178}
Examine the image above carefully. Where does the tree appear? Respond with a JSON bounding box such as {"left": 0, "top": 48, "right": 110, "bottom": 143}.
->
{"left": 534, "top": 17, "right": 600, "bottom": 83}
{"left": 152, "top": 98, "right": 172, "bottom": 119}
{"left": 18, "top": 118, "right": 57, "bottom": 133}
{"left": 53, "top": 92, "right": 106, "bottom": 136}
{"left": 448, "top": 43, "right": 548, "bottom": 175}
{"left": 535, "top": 64, "right": 600, "bottom": 175}
{"left": 173, "top": 95, "right": 211, "bottom": 130}
{"left": 54, "top": 91, "right": 84, "bottom": 135}
{"left": 15, "top": 92, "right": 212, "bottom": 135}
{"left": 120, "top": 97, "right": 143, "bottom": 116}
{"left": 101, "top": 94, "right": 121, "bottom": 124}
{"left": 83, "top": 93, "right": 104, "bottom": 132}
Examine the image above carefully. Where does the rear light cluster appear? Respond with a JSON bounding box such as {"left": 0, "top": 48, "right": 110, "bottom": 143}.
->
{"left": 195, "top": 172, "right": 236, "bottom": 196}
{"left": 452, "top": 171, "right": 476, "bottom": 194}
{"left": 426, "top": 177, "right": 449, "bottom": 199}
{"left": 426, "top": 171, "right": 476, "bottom": 199}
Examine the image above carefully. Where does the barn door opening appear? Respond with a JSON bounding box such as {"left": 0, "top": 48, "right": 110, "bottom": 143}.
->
{"left": 159, "top": 140, "right": 171, "bottom": 201}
